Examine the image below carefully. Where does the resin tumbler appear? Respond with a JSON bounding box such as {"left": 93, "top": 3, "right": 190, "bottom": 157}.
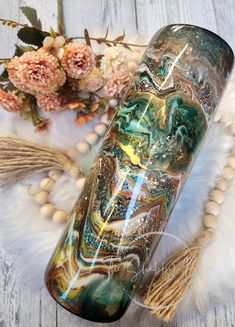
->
{"left": 45, "top": 24, "right": 234, "bottom": 322}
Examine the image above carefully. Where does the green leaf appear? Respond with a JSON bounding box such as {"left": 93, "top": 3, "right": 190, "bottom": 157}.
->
{"left": 14, "top": 44, "right": 35, "bottom": 57}
{"left": 14, "top": 44, "right": 24, "bottom": 57}
{"left": 20, "top": 6, "right": 42, "bottom": 30}
{"left": 3, "top": 82, "right": 17, "bottom": 92}
{"left": 17, "top": 27, "right": 49, "bottom": 47}
{"left": 0, "top": 68, "right": 8, "bottom": 79}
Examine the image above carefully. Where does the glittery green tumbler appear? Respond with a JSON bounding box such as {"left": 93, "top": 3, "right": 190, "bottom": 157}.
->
{"left": 45, "top": 24, "right": 234, "bottom": 323}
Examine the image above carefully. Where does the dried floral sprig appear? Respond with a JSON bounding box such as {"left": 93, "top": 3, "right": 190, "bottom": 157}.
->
{"left": 69, "top": 29, "right": 147, "bottom": 50}
{"left": 28, "top": 105, "right": 50, "bottom": 132}
{"left": 0, "top": 18, "right": 28, "bottom": 28}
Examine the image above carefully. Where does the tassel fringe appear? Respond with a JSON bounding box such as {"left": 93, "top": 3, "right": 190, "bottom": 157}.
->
{"left": 0, "top": 135, "right": 83, "bottom": 186}
{"left": 143, "top": 228, "right": 214, "bottom": 322}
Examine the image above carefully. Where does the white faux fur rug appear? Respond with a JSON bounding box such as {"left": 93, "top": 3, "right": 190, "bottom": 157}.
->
{"left": 0, "top": 71, "right": 235, "bottom": 318}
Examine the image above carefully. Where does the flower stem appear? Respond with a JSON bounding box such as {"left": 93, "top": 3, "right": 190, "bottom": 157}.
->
{"left": 68, "top": 36, "right": 147, "bottom": 48}
{"left": 29, "top": 102, "right": 50, "bottom": 132}
{"left": 0, "top": 58, "right": 11, "bottom": 64}
{"left": 58, "top": 0, "right": 65, "bottom": 36}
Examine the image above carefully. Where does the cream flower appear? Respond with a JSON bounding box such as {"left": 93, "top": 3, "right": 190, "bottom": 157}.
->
{"left": 7, "top": 50, "right": 66, "bottom": 95}
{"left": 43, "top": 36, "right": 65, "bottom": 59}
{"left": 100, "top": 45, "right": 128, "bottom": 79}
{"left": 0, "top": 89, "right": 23, "bottom": 112}
{"left": 61, "top": 43, "right": 95, "bottom": 79}
{"left": 79, "top": 67, "right": 104, "bottom": 92}
{"left": 36, "top": 92, "right": 66, "bottom": 112}
{"left": 104, "top": 72, "right": 131, "bottom": 97}
{"left": 43, "top": 36, "right": 65, "bottom": 49}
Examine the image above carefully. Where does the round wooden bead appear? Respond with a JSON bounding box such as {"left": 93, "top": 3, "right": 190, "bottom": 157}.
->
{"left": 76, "top": 141, "right": 90, "bottom": 154}
{"left": 76, "top": 177, "right": 86, "bottom": 190}
{"left": 52, "top": 210, "right": 69, "bottom": 224}
{"left": 40, "top": 177, "right": 55, "bottom": 191}
{"left": 228, "top": 156, "right": 235, "bottom": 169}
{"left": 94, "top": 123, "right": 107, "bottom": 136}
{"left": 215, "top": 178, "right": 228, "bottom": 191}
{"left": 131, "top": 52, "right": 141, "bottom": 63}
{"left": 128, "top": 61, "right": 138, "bottom": 73}
{"left": 48, "top": 170, "right": 62, "bottom": 180}
{"left": 222, "top": 166, "right": 235, "bottom": 180}
{"left": 205, "top": 201, "right": 221, "bottom": 216}
{"left": 100, "top": 114, "right": 110, "bottom": 125}
{"left": 85, "top": 132, "right": 99, "bottom": 145}
{"left": 202, "top": 214, "right": 217, "bottom": 228}
{"left": 109, "top": 98, "right": 118, "bottom": 108}
{"left": 35, "top": 191, "right": 49, "bottom": 205}
{"left": 209, "top": 189, "right": 224, "bottom": 204}
{"left": 229, "top": 122, "right": 235, "bottom": 136}
{"left": 220, "top": 112, "right": 232, "bottom": 125}
{"left": 40, "top": 203, "right": 56, "bottom": 219}
{"left": 66, "top": 148, "right": 78, "bottom": 159}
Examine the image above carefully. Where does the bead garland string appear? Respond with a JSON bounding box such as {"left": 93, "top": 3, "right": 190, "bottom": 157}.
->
{"left": 31, "top": 111, "right": 235, "bottom": 225}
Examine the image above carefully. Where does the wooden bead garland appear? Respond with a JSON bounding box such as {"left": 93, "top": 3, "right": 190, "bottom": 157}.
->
{"left": 32, "top": 112, "right": 112, "bottom": 224}
{"left": 201, "top": 113, "right": 235, "bottom": 230}
{"left": 75, "top": 113, "right": 111, "bottom": 155}
{"left": 34, "top": 169, "right": 86, "bottom": 224}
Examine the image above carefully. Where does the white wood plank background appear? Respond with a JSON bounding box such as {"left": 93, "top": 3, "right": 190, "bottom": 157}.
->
{"left": 0, "top": 1, "right": 235, "bottom": 326}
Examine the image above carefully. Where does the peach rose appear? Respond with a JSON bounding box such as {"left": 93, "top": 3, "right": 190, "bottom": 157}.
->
{"left": 61, "top": 43, "right": 95, "bottom": 79}
{"left": 0, "top": 89, "right": 23, "bottom": 112}
{"left": 36, "top": 92, "right": 67, "bottom": 112}
{"left": 104, "top": 72, "right": 131, "bottom": 97}
{"left": 7, "top": 49, "right": 66, "bottom": 95}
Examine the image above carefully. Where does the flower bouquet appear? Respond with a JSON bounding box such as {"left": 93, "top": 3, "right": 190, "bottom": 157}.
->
{"left": 0, "top": 6, "right": 146, "bottom": 131}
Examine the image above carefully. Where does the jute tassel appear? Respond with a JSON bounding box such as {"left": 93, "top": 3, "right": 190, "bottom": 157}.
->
{"left": 0, "top": 135, "right": 83, "bottom": 186}
{"left": 143, "top": 227, "right": 214, "bottom": 322}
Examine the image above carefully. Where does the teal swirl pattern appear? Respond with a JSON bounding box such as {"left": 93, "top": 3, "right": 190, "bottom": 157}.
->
{"left": 45, "top": 24, "right": 234, "bottom": 322}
